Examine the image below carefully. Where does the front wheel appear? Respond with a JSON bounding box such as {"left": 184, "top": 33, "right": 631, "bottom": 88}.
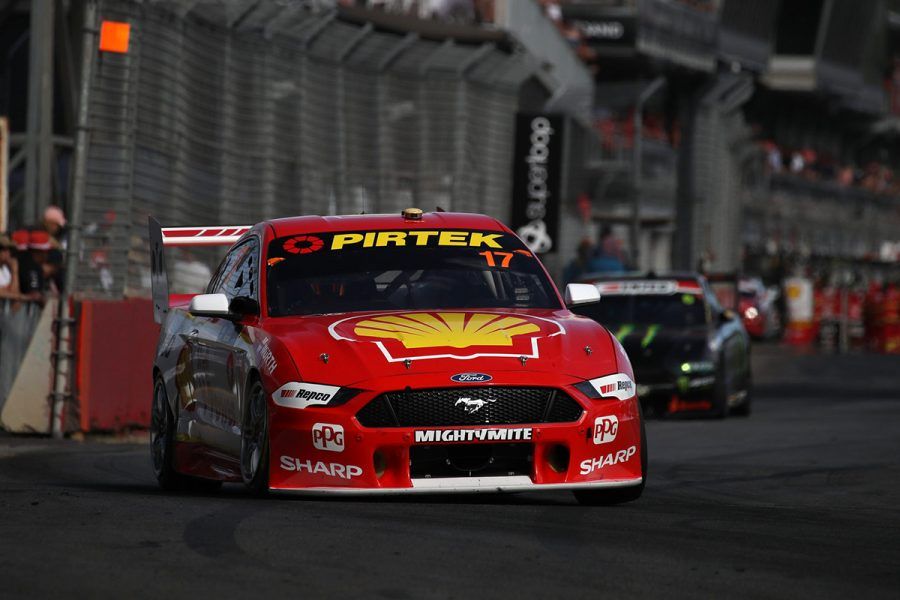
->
{"left": 574, "top": 402, "right": 647, "bottom": 506}
{"left": 241, "top": 377, "right": 270, "bottom": 495}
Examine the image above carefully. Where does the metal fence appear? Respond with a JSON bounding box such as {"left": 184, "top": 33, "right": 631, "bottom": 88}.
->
{"left": 76, "top": 1, "right": 542, "bottom": 297}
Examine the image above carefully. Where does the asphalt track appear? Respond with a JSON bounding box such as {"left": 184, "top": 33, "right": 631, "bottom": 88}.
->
{"left": 1, "top": 346, "right": 898, "bottom": 599}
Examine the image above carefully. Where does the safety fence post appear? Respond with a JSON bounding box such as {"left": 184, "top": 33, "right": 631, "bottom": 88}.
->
{"left": 51, "top": 0, "right": 97, "bottom": 438}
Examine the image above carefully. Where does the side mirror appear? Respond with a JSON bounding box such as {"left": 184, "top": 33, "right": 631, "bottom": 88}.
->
{"left": 189, "top": 293, "right": 230, "bottom": 318}
{"left": 565, "top": 283, "right": 601, "bottom": 307}
{"left": 229, "top": 295, "right": 260, "bottom": 318}
{"left": 719, "top": 309, "right": 737, "bottom": 324}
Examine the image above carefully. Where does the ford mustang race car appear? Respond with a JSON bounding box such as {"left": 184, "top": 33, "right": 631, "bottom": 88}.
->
{"left": 574, "top": 274, "right": 752, "bottom": 418}
{"left": 148, "top": 210, "right": 646, "bottom": 504}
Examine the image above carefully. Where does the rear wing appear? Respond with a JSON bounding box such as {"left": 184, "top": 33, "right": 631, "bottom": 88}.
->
{"left": 148, "top": 217, "right": 251, "bottom": 324}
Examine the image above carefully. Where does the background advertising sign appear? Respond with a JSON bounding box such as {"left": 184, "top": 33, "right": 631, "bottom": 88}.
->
{"left": 510, "top": 113, "right": 564, "bottom": 255}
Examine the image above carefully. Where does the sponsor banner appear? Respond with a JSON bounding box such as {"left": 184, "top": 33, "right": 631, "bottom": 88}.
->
{"left": 592, "top": 415, "right": 619, "bottom": 445}
{"left": 329, "top": 230, "right": 503, "bottom": 251}
{"left": 595, "top": 281, "right": 703, "bottom": 296}
{"left": 785, "top": 277, "right": 814, "bottom": 323}
{"left": 559, "top": 5, "right": 637, "bottom": 49}
{"left": 329, "top": 311, "right": 564, "bottom": 363}
{"left": 312, "top": 423, "right": 344, "bottom": 452}
{"left": 279, "top": 456, "right": 362, "bottom": 479}
{"left": 414, "top": 428, "right": 533, "bottom": 444}
{"left": 272, "top": 382, "right": 340, "bottom": 410}
{"left": 510, "top": 113, "right": 564, "bottom": 254}
{"left": 587, "top": 373, "right": 635, "bottom": 400}
{"left": 450, "top": 372, "right": 492, "bottom": 383}
{"left": 259, "top": 337, "right": 277, "bottom": 375}
{"left": 579, "top": 445, "right": 637, "bottom": 475}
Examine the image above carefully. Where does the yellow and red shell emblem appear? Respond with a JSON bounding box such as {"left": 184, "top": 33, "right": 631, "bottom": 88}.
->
{"left": 329, "top": 311, "right": 564, "bottom": 362}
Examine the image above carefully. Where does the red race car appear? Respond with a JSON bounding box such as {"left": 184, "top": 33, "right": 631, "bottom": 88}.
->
{"left": 148, "top": 210, "right": 646, "bottom": 504}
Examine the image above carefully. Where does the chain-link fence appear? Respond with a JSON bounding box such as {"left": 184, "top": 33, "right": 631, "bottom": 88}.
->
{"left": 76, "top": 1, "right": 543, "bottom": 298}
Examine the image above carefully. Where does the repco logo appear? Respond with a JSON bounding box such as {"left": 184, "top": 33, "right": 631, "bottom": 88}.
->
{"left": 312, "top": 423, "right": 344, "bottom": 452}
{"left": 593, "top": 415, "right": 618, "bottom": 445}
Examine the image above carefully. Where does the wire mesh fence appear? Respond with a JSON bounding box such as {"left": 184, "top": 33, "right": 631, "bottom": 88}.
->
{"left": 76, "top": 1, "right": 540, "bottom": 298}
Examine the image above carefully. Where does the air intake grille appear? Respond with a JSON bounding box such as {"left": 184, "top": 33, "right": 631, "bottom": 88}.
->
{"left": 356, "top": 387, "right": 583, "bottom": 428}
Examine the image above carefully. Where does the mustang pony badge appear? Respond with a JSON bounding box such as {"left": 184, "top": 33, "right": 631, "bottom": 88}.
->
{"left": 328, "top": 311, "right": 565, "bottom": 362}
{"left": 455, "top": 397, "right": 496, "bottom": 414}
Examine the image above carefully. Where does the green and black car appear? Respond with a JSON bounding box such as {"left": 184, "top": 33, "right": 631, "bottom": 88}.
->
{"left": 574, "top": 273, "right": 752, "bottom": 418}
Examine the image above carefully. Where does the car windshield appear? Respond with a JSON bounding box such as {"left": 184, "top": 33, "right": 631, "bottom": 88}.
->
{"left": 266, "top": 229, "right": 560, "bottom": 316}
{"left": 576, "top": 293, "right": 708, "bottom": 328}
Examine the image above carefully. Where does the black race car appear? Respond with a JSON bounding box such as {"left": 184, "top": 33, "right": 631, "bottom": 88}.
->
{"left": 573, "top": 274, "right": 752, "bottom": 418}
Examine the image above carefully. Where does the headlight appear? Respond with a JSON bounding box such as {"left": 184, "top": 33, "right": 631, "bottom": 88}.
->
{"left": 272, "top": 381, "right": 360, "bottom": 410}
{"left": 679, "top": 361, "right": 715, "bottom": 374}
{"left": 744, "top": 307, "right": 759, "bottom": 320}
{"left": 574, "top": 373, "right": 636, "bottom": 400}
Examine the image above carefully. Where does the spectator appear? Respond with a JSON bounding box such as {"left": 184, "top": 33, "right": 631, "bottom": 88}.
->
{"left": 588, "top": 226, "right": 626, "bottom": 273}
{"left": 45, "top": 248, "right": 64, "bottom": 294}
{"left": 11, "top": 229, "right": 29, "bottom": 253}
{"left": 0, "top": 234, "right": 21, "bottom": 299}
{"left": 563, "top": 239, "right": 595, "bottom": 284}
{"left": 789, "top": 151, "right": 804, "bottom": 174}
{"left": 18, "top": 230, "right": 51, "bottom": 305}
{"left": 42, "top": 205, "right": 67, "bottom": 249}
{"left": 764, "top": 141, "right": 782, "bottom": 173}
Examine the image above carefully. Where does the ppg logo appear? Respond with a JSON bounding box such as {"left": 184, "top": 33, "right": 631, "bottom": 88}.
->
{"left": 312, "top": 423, "right": 345, "bottom": 452}
{"left": 592, "top": 415, "right": 619, "bottom": 445}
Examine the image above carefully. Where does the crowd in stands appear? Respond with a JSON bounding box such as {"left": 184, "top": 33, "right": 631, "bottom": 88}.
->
{"left": 0, "top": 205, "right": 68, "bottom": 306}
{"left": 594, "top": 112, "right": 677, "bottom": 154}
{"left": 563, "top": 226, "right": 629, "bottom": 284}
{"left": 761, "top": 141, "right": 900, "bottom": 196}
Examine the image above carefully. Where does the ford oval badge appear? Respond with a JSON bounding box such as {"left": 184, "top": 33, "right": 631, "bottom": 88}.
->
{"left": 451, "top": 372, "right": 492, "bottom": 383}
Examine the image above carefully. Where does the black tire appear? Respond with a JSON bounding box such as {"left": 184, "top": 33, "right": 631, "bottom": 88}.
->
{"left": 731, "top": 372, "right": 753, "bottom": 417}
{"left": 150, "top": 376, "right": 222, "bottom": 492}
{"left": 241, "top": 376, "right": 270, "bottom": 496}
{"left": 711, "top": 359, "right": 730, "bottom": 419}
{"left": 574, "top": 403, "right": 647, "bottom": 506}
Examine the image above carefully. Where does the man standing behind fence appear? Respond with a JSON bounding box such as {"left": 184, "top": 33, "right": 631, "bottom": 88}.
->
{"left": 0, "top": 235, "right": 19, "bottom": 299}
{"left": 0, "top": 233, "right": 29, "bottom": 412}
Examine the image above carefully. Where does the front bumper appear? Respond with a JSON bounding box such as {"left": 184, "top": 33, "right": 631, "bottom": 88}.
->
{"left": 635, "top": 371, "right": 717, "bottom": 413}
{"left": 267, "top": 376, "right": 643, "bottom": 494}
{"left": 274, "top": 476, "right": 644, "bottom": 496}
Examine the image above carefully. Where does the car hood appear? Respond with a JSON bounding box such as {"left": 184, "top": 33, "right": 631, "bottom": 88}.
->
{"left": 264, "top": 308, "right": 619, "bottom": 387}
{"left": 610, "top": 323, "right": 710, "bottom": 367}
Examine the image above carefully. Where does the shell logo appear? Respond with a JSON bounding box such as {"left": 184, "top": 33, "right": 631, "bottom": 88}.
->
{"left": 354, "top": 313, "right": 539, "bottom": 349}
{"left": 328, "top": 311, "right": 565, "bottom": 362}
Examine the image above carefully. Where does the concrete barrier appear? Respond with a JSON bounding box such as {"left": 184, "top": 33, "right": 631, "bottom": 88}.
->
{"left": 0, "top": 300, "right": 53, "bottom": 433}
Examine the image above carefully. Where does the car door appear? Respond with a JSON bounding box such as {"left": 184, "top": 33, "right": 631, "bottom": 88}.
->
{"left": 191, "top": 238, "right": 259, "bottom": 456}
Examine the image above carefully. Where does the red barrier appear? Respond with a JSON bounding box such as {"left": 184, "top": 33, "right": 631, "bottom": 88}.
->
{"left": 864, "top": 284, "right": 900, "bottom": 354}
{"left": 883, "top": 286, "right": 900, "bottom": 354}
{"left": 75, "top": 298, "right": 158, "bottom": 431}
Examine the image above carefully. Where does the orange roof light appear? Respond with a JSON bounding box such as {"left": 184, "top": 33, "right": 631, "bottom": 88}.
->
{"left": 99, "top": 21, "right": 131, "bottom": 53}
